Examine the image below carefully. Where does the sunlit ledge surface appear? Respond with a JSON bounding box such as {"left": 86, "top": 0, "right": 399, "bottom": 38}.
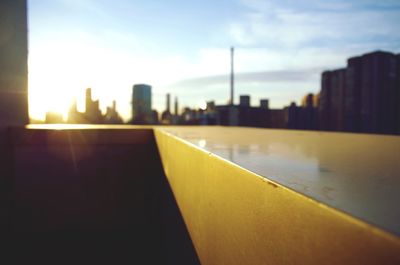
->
{"left": 161, "top": 126, "right": 400, "bottom": 237}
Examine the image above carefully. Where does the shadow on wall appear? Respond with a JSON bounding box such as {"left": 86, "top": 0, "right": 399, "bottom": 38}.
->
{"left": 0, "top": 128, "right": 200, "bottom": 264}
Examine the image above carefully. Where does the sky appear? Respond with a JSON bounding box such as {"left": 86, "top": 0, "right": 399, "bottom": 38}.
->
{"left": 28, "top": 0, "right": 400, "bottom": 121}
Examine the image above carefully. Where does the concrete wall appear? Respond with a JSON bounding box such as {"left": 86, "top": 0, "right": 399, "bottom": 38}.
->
{"left": 0, "top": 0, "right": 29, "bottom": 127}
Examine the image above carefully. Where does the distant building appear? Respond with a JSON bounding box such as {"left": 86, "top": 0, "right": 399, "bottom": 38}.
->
{"left": 161, "top": 93, "right": 172, "bottom": 124}
{"left": 104, "top": 100, "right": 123, "bottom": 124}
{"left": 181, "top": 107, "right": 202, "bottom": 125}
{"left": 330, "top": 69, "right": 346, "bottom": 131}
{"left": 268, "top": 109, "right": 286, "bottom": 129}
{"left": 317, "top": 50, "right": 399, "bottom": 135}
{"left": 172, "top": 97, "right": 180, "bottom": 125}
{"left": 204, "top": 101, "right": 217, "bottom": 125}
{"left": 260, "top": 99, "right": 269, "bottom": 109}
{"left": 174, "top": 97, "right": 179, "bottom": 116}
{"left": 287, "top": 102, "right": 299, "bottom": 129}
{"left": 67, "top": 89, "right": 121, "bottom": 124}
{"left": 215, "top": 105, "right": 239, "bottom": 126}
{"left": 359, "top": 51, "right": 397, "bottom": 134}
{"left": 238, "top": 96, "right": 269, "bottom": 127}
{"left": 344, "top": 56, "right": 363, "bottom": 132}
{"left": 132, "top": 84, "right": 152, "bottom": 124}
{"left": 319, "top": 71, "right": 332, "bottom": 131}
{"left": 214, "top": 96, "right": 270, "bottom": 127}
{"left": 151, "top": 110, "right": 159, "bottom": 124}
{"left": 397, "top": 54, "right": 400, "bottom": 134}
{"left": 85, "top": 88, "right": 103, "bottom": 124}
{"left": 67, "top": 97, "right": 85, "bottom": 123}
{"left": 239, "top": 95, "right": 250, "bottom": 107}
{"left": 288, "top": 94, "right": 318, "bottom": 130}
{"left": 319, "top": 68, "right": 351, "bottom": 131}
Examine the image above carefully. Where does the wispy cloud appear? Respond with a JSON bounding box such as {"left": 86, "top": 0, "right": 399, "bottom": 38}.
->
{"left": 163, "top": 69, "right": 320, "bottom": 108}
{"left": 169, "top": 69, "right": 320, "bottom": 90}
{"left": 232, "top": 0, "right": 400, "bottom": 51}
{"left": 56, "top": 0, "right": 110, "bottom": 18}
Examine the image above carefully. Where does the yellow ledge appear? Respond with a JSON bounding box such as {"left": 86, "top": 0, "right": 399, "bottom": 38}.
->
{"left": 155, "top": 127, "right": 400, "bottom": 265}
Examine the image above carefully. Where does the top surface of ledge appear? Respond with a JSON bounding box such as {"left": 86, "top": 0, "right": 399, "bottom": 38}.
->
{"left": 157, "top": 126, "right": 400, "bottom": 237}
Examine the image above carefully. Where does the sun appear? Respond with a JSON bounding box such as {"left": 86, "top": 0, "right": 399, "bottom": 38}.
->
{"left": 28, "top": 42, "right": 95, "bottom": 122}
{"left": 28, "top": 74, "right": 74, "bottom": 122}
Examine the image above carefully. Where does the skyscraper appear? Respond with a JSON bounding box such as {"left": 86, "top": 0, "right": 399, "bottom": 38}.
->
{"left": 360, "top": 51, "right": 397, "bottom": 134}
{"left": 319, "top": 71, "right": 332, "bottom": 131}
{"left": 166, "top": 93, "right": 171, "bottom": 113}
{"left": 132, "top": 84, "right": 152, "bottom": 124}
{"left": 161, "top": 93, "right": 172, "bottom": 124}
{"left": 330, "top": 69, "right": 346, "bottom": 131}
{"left": 344, "top": 56, "right": 363, "bottom": 132}
{"left": 174, "top": 97, "right": 179, "bottom": 116}
{"left": 397, "top": 54, "right": 400, "bottom": 134}
{"left": 85, "top": 87, "right": 103, "bottom": 123}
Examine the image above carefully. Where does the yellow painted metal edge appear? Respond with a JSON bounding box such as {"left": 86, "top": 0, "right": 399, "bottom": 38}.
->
{"left": 154, "top": 128, "right": 400, "bottom": 265}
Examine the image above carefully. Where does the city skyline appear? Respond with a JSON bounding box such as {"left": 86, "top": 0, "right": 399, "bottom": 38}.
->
{"left": 41, "top": 49, "right": 400, "bottom": 137}
{"left": 28, "top": 0, "right": 400, "bottom": 121}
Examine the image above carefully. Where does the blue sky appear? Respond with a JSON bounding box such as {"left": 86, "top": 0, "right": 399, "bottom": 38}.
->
{"left": 28, "top": 0, "right": 400, "bottom": 121}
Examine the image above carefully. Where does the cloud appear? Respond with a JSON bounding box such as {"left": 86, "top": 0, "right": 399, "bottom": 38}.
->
{"left": 56, "top": 0, "right": 110, "bottom": 17}
{"left": 232, "top": 0, "right": 400, "bottom": 51}
{"left": 169, "top": 69, "right": 320, "bottom": 90}
{"left": 162, "top": 69, "right": 319, "bottom": 109}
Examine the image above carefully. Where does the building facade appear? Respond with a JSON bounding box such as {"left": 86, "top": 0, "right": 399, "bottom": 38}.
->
{"left": 360, "top": 51, "right": 397, "bottom": 134}
{"left": 132, "top": 84, "right": 152, "bottom": 124}
{"left": 344, "top": 57, "right": 363, "bottom": 132}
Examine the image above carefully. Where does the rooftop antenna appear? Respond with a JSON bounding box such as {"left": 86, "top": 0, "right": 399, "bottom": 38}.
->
{"left": 230, "top": 47, "right": 234, "bottom": 106}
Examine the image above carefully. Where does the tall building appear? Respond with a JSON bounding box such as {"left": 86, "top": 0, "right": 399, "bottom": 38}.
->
{"left": 319, "top": 69, "right": 346, "bottom": 131}
{"left": 0, "top": 0, "right": 28, "bottom": 127}
{"left": 397, "top": 54, "right": 400, "bottom": 134}
{"left": 85, "top": 88, "right": 103, "bottom": 123}
{"left": 287, "top": 102, "right": 299, "bottom": 129}
{"left": 174, "top": 97, "right": 179, "bottom": 116}
{"left": 132, "top": 84, "right": 152, "bottom": 124}
{"left": 171, "top": 97, "right": 179, "bottom": 125}
{"left": 166, "top": 93, "right": 171, "bottom": 113}
{"left": 360, "top": 51, "right": 397, "bottom": 134}
{"left": 319, "top": 71, "right": 332, "bottom": 131}
{"left": 161, "top": 93, "right": 172, "bottom": 124}
{"left": 330, "top": 69, "right": 346, "bottom": 131}
{"left": 324, "top": 51, "right": 400, "bottom": 134}
{"left": 344, "top": 56, "right": 363, "bottom": 132}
